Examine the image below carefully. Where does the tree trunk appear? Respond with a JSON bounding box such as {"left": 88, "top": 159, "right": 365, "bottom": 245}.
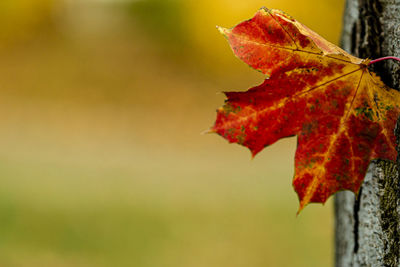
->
{"left": 335, "top": 0, "right": 400, "bottom": 266}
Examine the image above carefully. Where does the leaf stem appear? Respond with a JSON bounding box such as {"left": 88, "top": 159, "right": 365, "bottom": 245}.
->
{"left": 368, "top": 56, "right": 400, "bottom": 65}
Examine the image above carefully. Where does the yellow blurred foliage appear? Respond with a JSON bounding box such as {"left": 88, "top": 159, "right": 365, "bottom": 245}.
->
{"left": 0, "top": 0, "right": 55, "bottom": 44}
{"left": 184, "top": 0, "right": 345, "bottom": 60}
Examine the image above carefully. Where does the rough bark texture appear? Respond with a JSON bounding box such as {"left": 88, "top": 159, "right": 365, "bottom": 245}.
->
{"left": 335, "top": 0, "right": 400, "bottom": 266}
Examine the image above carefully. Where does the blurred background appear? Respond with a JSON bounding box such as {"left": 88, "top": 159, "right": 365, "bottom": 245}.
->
{"left": 0, "top": 0, "right": 345, "bottom": 266}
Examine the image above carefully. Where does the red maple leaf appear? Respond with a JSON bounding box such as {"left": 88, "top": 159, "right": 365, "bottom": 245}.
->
{"left": 211, "top": 7, "right": 400, "bottom": 211}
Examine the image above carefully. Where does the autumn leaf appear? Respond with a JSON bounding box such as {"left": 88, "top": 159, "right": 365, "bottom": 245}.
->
{"left": 211, "top": 7, "right": 400, "bottom": 212}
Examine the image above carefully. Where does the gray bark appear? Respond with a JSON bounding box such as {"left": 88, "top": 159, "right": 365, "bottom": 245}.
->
{"left": 335, "top": 0, "right": 400, "bottom": 266}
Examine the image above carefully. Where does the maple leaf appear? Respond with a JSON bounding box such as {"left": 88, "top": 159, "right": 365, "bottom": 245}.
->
{"left": 211, "top": 7, "right": 400, "bottom": 211}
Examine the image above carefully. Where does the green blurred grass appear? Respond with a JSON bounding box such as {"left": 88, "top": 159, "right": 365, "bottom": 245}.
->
{"left": 0, "top": 148, "right": 333, "bottom": 267}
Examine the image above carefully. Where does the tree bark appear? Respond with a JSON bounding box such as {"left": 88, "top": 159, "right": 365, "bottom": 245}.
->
{"left": 335, "top": 0, "right": 400, "bottom": 266}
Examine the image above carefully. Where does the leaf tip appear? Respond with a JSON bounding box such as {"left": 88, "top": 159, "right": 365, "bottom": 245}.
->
{"left": 201, "top": 128, "right": 216, "bottom": 135}
{"left": 216, "top": 26, "right": 230, "bottom": 36}
{"left": 259, "top": 6, "right": 270, "bottom": 13}
{"left": 250, "top": 150, "right": 258, "bottom": 159}
{"left": 297, "top": 197, "right": 311, "bottom": 215}
{"left": 296, "top": 204, "right": 305, "bottom": 216}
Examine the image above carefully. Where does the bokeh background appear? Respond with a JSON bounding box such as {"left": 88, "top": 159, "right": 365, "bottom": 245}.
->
{"left": 0, "top": 0, "right": 345, "bottom": 266}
